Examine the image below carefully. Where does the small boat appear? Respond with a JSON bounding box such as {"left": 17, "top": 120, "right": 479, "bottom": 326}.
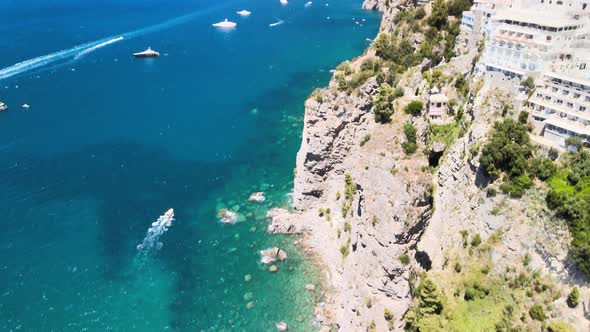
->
{"left": 22, "top": 104, "right": 30, "bottom": 109}
{"left": 133, "top": 47, "right": 160, "bottom": 58}
{"left": 212, "top": 19, "right": 237, "bottom": 28}
{"left": 269, "top": 20, "right": 284, "bottom": 27}
{"left": 237, "top": 10, "right": 251, "bottom": 16}
{"left": 305, "top": 1, "right": 312, "bottom": 7}
{"left": 280, "top": 0, "right": 288, "bottom": 5}
{"left": 0, "top": 102, "right": 7, "bottom": 112}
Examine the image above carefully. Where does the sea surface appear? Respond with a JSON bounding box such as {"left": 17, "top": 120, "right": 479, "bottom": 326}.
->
{"left": 0, "top": 0, "right": 379, "bottom": 330}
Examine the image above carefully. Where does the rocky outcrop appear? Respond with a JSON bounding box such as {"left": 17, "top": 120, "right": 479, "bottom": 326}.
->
{"left": 293, "top": 80, "right": 376, "bottom": 210}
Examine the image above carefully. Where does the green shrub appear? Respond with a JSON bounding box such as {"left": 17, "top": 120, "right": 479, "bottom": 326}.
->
{"left": 448, "top": 0, "right": 473, "bottom": 17}
{"left": 567, "top": 287, "right": 579, "bottom": 308}
{"left": 399, "top": 253, "right": 410, "bottom": 265}
{"left": 529, "top": 304, "right": 546, "bottom": 321}
{"left": 521, "top": 77, "right": 535, "bottom": 91}
{"left": 463, "top": 281, "right": 489, "bottom": 301}
{"left": 415, "top": 6, "right": 427, "bottom": 19}
{"left": 373, "top": 83, "right": 395, "bottom": 123}
{"left": 460, "top": 230, "right": 469, "bottom": 248}
{"left": 428, "top": 0, "right": 448, "bottom": 29}
{"left": 486, "top": 187, "right": 497, "bottom": 197}
{"left": 480, "top": 119, "right": 532, "bottom": 179}
{"left": 470, "top": 233, "right": 482, "bottom": 247}
{"left": 547, "top": 320, "right": 576, "bottom": 332}
{"left": 548, "top": 147, "right": 559, "bottom": 161}
{"left": 523, "top": 253, "right": 531, "bottom": 266}
{"left": 530, "top": 157, "right": 557, "bottom": 181}
{"left": 384, "top": 308, "right": 395, "bottom": 321}
{"left": 454, "top": 262, "right": 462, "bottom": 273}
{"left": 360, "top": 134, "right": 371, "bottom": 147}
{"left": 344, "top": 221, "right": 351, "bottom": 233}
{"left": 402, "top": 123, "right": 418, "bottom": 154}
{"left": 405, "top": 100, "right": 424, "bottom": 116}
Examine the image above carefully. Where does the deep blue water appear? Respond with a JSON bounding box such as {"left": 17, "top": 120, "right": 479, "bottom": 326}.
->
{"left": 0, "top": 1, "right": 379, "bottom": 330}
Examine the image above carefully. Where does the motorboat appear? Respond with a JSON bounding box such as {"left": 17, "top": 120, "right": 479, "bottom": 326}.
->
{"left": 237, "top": 10, "right": 251, "bottom": 16}
{"left": 280, "top": 0, "right": 288, "bottom": 5}
{"left": 269, "top": 20, "right": 284, "bottom": 27}
{"left": 305, "top": 1, "right": 312, "bottom": 7}
{"left": 133, "top": 47, "right": 160, "bottom": 58}
{"left": 0, "top": 102, "right": 7, "bottom": 111}
{"left": 212, "top": 19, "right": 237, "bottom": 28}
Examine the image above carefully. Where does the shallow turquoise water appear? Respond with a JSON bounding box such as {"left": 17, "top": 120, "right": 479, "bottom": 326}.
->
{"left": 0, "top": 1, "right": 379, "bottom": 330}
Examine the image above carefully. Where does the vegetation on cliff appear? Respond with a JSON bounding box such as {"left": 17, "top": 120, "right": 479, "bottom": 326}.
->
{"left": 478, "top": 117, "right": 590, "bottom": 275}
{"left": 405, "top": 231, "right": 574, "bottom": 331}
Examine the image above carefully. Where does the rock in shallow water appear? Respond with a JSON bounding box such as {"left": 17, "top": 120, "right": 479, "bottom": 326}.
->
{"left": 276, "top": 321, "right": 288, "bottom": 331}
{"left": 305, "top": 284, "right": 316, "bottom": 291}
{"left": 217, "top": 209, "right": 238, "bottom": 224}
{"left": 248, "top": 192, "right": 266, "bottom": 203}
{"left": 260, "top": 247, "right": 287, "bottom": 264}
{"left": 269, "top": 265, "right": 278, "bottom": 273}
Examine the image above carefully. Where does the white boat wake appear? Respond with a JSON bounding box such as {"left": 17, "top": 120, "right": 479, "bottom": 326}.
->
{"left": 0, "top": 2, "right": 231, "bottom": 81}
{"left": 136, "top": 208, "right": 175, "bottom": 256}
{"left": 269, "top": 20, "right": 284, "bottom": 27}
{"left": 74, "top": 36, "right": 124, "bottom": 60}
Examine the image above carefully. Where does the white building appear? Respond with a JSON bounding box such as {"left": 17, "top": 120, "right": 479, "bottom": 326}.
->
{"left": 481, "top": 8, "right": 589, "bottom": 78}
{"left": 529, "top": 71, "right": 590, "bottom": 147}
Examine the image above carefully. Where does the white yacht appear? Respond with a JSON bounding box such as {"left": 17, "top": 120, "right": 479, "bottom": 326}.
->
{"left": 280, "top": 0, "right": 288, "bottom": 5}
{"left": 133, "top": 47, "right": 160, "bottom": 58}
{"left": 305, "top": 1, "right": 312, "bottom": 7}
{"left": 0, "top": 102, "right": 7, "bottom": 112}
{"left": 212, "top": 19, "right": 237, "bottom": 28}
{"left": 237, "top": 10, "right": 251, "bottom": 16}
{"left": 269, "top": 20, "right": 284, "bottom": 27}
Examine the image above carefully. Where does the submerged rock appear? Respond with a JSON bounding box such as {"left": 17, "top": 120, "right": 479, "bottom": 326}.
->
{"left": 217, "top": 209, "right": 238, "bottom": 224}
{"left": 276, "top": 321, "right": 288, "bottom": 331}
{"left": 260, "top": 247, "right": 288, "bottom": 264}
{"left": 248, "top": 192, "right": 266, "bottom": 203}
{"left": 244, "top": 274, "right": 252, "bottom": 282}
{"left": 269, "top": 265, "right": 278, "bottom": 273}
{"left": 246, "top": 301, "right": 255, "bottom": 310}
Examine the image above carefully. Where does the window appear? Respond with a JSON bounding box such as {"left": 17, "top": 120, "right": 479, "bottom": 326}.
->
{"left": 547, "top": 35, "right": 552, "bottom": 41}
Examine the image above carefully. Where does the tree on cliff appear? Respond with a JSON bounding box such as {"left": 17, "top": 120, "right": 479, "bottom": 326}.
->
{"left": 479, "top": 119, "right": 532, "bottom": 179}
{"left": 374, "top": 83, "right": 395, "bottom": 123}
{"left": 405, "top": 277, "right": 445, "bottom": 331}
{"left": 428, "top": 0, "right": 448, "bottom": 29}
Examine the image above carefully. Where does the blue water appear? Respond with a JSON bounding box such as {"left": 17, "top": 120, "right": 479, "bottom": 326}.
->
{"left": 0, "top": 1, "right": 379, "bottom": 330}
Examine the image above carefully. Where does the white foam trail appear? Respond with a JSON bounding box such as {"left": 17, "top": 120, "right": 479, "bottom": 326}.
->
{"left": 0, "top": 2, "right": 232, "bottom": 81}
{"left": 269, "top": 20, "right": 284, "bottom": 27}
{"left": 74, "top": 36, "right": 124, "bottom": 60}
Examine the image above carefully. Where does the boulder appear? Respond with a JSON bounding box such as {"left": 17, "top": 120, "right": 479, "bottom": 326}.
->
{"left": 217, "top": 209, "right": 238, "bottom": 224}
{"left": 305, "top": 284, "right": 316, "bottom": 291}
{"left": 248, "top": 192, "right": 266, "bottom": 203}
{"left": 260, "top": 247, "right": 287, "bottom": 264}
{"left": 269, "top": 265, "right": 278, "bottom": 273}
{"left": 276, "top": 321, "right": 288, "bottom": 331}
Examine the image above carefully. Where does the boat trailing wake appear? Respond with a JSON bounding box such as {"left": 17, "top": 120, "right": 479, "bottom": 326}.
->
{"left": 136, "top": 208, "right": 175, "bottom": 256}
{"left": 0, "top": 1, "right": 232, "bottom": 81}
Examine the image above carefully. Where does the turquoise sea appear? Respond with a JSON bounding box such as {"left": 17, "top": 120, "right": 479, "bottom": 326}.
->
{"left": 0, "top": 1, "right": 379, "bottom": 330}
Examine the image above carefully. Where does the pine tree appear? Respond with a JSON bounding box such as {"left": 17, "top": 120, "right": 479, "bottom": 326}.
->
{"left": 417, "top": 278, "right": 444, "bottom": 315}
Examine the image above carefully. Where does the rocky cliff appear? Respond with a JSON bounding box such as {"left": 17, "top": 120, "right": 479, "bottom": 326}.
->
{"left": 271, "top": 0, "right": 590, "bottom": 330}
